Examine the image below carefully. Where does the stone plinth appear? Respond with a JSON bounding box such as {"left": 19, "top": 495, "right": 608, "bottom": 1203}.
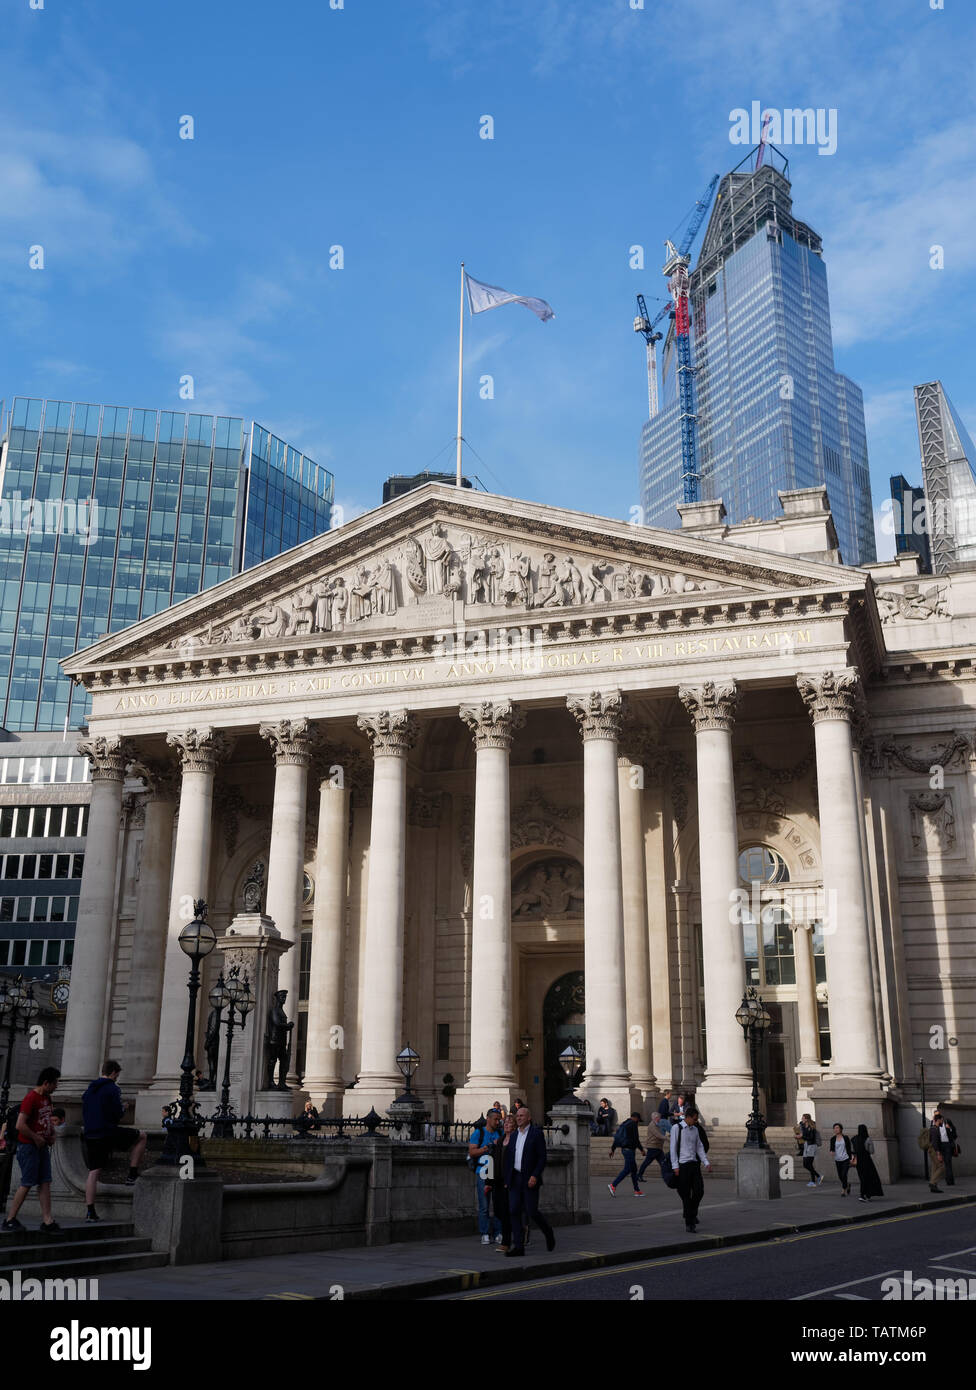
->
{"left": 216, "top": 912, "right": 298, "bottom": 1120}
{"left": 735, "top": 1147, "right": 782, "bottom": 1199}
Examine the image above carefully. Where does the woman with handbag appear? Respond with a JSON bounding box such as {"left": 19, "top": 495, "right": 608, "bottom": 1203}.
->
{"left": 829, "top": 1123, "right": 853, "bottom": 1195}
{"left": 852, "top": 1123, "right": 884, "bottom": 1201}
{"left": 799, "top": 1113, "right": 823, "bottom": 1187}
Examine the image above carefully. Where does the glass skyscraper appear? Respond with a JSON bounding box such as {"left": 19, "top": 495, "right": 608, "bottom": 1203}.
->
{"left": 640, "top": 150, "right": 875, "bottom": 566}
{"left": 0, "top": 398, "right": 334, "bottom": 731}
{"left": 914, "top": 380, "right": 976, "bottom": 574}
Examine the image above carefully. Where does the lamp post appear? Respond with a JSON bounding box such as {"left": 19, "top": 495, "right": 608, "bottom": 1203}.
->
{"left": 0, "top": 977, "right": 39, "bottom": 1205}
{"left": 391, "top": 1044, "right": 424, "bottom": 1140}
{"left": 917, "top": 1057, "right": 928, "bottom": 1180}
{"left": 515, "top": 1031, "right": 533, "bottom": 1070}
{"left": 159, "top": 900, "right": 217, "bottom": 1166}
{"left": 556, "top": 1041, "right": 584, "bottom": 1105}
{"left": 735, "top": 987, "right": 772, "bottom": 1150}
{"left": 210, "top": 966, "right": 252, "bottom": 1140}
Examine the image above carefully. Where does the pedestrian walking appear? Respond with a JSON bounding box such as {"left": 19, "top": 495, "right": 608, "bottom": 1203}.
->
{"left": 670, "top": 1104, "right": 710, "bottom": 1232}
{"left": 799, "top": 1113, "right": 823, "bottom": 1187}
{"left": 81, "top": 1060, "right": 148, "bottom": 1223}
{"left": 489, "top": 1112, "right": 516, "bottom": 1251}
{"left": 607, "top": 1111, "right": 646, "bottom": 1196}
{"left": 1, "top": 1066, "right": 61, "bottom": 1235}
{"left": 929, "top": 1110, "right": 958, "bottom": 1188}
{"left": 852, "top": 1124, "right": 884, "bottom": 1201}
{"left": 637, "top": 1115, "right": 668, "bottom": 1182}
{"left": 829, "top": 1123, "right": 853, "bottom": 1195}
{"left": 467, "top": 1108, "right": 503, "bottom": 1245}
{"left": 656, "top": 1090, "right": 673, "bottom": 1133}
{"left": 503, "top": 1106, "right": 555, "bottom": 1257}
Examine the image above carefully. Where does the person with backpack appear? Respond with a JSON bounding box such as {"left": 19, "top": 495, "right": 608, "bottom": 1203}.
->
{"left": 607, "top": 1111, "right": 646, "bottom": 1196}
{"left": 467, "top": 1108, "right": 503, "bottom": 1244}
{"left": 852, "top": 1123, "right": 884, "bottom": 1201}
{"left": 637, "top": 1114, "right": 668, "bottom": 1182}
{"left": 799, "top": 1113, "right": 823, "bottom": 1187}
{"left": 670, "top": 1104, "right": 711, "bottom": 1232}
{"left": 81, "top": 1060, "right": 147, "bottom": 1223}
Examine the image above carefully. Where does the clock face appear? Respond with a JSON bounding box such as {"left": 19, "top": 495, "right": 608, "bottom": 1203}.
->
{"left": 52, "top": 982, "right": 70, "bottom": 1010}
{"left": 302, "top": 873, "right": 313, "bottom": 905}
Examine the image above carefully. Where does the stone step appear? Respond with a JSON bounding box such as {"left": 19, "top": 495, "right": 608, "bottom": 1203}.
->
{"left": 0, "top": 1235, "right": 155, "bottom": 1272}
{"left": 591, "top": 1127, "right": 800, "bottom": 1178}
{"left": 0, "top": 1221, "right": 134, "bottom": 1247}
{"left": 0, "top": 1248, "right": 168, "bottom": 1282}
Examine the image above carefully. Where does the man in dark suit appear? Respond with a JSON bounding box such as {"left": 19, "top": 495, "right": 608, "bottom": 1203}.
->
{"left": 503, "top": 1106, "right": 555, "bottom": 1258}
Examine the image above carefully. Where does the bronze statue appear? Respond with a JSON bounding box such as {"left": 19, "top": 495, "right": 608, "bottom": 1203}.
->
{"left": 264, "top": 988, "right": 293, "bottom": 1090}
{"left": 201, "top": 1002, "right": 220, "bottom": 1089}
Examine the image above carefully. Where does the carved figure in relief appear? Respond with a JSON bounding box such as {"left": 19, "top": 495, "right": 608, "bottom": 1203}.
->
{"left": 313, "top": 579, "right": 333, "bottom": 632}
{"left": 512, "top": 866, "right": 548, "bottom": 915}
{"left": 250, "top": 601, "right": 290, "bottom": 640}
{"left": 423, "top": 522, "right": 453, "bottom": 595}
{"left": 330, "top": 577, "right": 349, "bottom": 629}
{"left": 535, "top": 552, "right": 562, "bottom": 608}
{"left": 372, "top": 558, "right": 397, "bottom": 615}
{"left": 648, "top": 571, "right": 671, "bottom": 597}
{"left": 584, "top": 559, "right": 612, "bottom": 602}
{"left": 559, "top": 555, "right": 585, "bottom": 605}
{"left": 286, "top": 585, "right": 315, "bottom": 636}
{"left": 486, "top": 547, "right": 505, "bottom": 604}
{"left": 404, "top": 538, "right": 427, "bottom": 600}
{"left": 349, "top": 565, "right": 373, "bottom": 622}
{"left": 469, "top": 545, "right": 489, "bottom": 603}
{"left": 502, "top": 551, "right": 531, "bottom": 604}
{"left": 879, "top": 583, "right": 949, "bottom": 623}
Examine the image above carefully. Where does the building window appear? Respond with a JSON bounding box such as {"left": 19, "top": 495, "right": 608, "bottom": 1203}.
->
{"left": 299, "top": 930, "right": 312, "bottom": 1003}
{"left": 738, "top": 845, "right": 789, "bottom": 885}
{"left": 436, "top": 1023, "right": 450, "bottom": 1059}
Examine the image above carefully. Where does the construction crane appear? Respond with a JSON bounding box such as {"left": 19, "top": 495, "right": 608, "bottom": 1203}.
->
{"left": 633, "top": 293, "right": 664, "bottom": 418}
{"left": 662, "top": 173, "right": 719, "bottom": 502}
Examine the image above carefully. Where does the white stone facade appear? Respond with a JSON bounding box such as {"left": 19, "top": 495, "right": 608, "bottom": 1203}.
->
{"left": 56, "top": 484, "right": 976, "bottom": 1177}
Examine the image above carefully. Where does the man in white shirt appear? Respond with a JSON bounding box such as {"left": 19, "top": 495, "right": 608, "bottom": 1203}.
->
{"left": 669, "top": 1105, "right": 711, "bottom": 1232}
{"left": 503, "top": 1106, "right": 555, "bottom": 1258}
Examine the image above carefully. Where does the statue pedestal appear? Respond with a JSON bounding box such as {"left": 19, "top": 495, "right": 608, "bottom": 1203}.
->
{"left": 216, "top": 913, "right": 297, "bottom": 1121}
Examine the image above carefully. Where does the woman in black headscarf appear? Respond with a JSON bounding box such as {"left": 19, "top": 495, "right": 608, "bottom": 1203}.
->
{"left": 852, "top": 1123, "right": 884, "bottom": 1201}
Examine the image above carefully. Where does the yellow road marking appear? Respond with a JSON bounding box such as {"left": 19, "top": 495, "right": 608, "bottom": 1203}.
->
{"left": 453, "top": 1203, "right": 967, "bottom": 1299}
{"left": 265, "top": 1292, "right": 315, "bottom": 1300}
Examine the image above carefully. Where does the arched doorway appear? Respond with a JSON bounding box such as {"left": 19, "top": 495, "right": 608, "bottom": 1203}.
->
{"left": 543, "top": 971, "right": 585, "bottom": 1116}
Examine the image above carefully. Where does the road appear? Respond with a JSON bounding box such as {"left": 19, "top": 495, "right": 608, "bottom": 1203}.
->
{"left": 434, "top": 1203, "right": 976, "bottom": 1301}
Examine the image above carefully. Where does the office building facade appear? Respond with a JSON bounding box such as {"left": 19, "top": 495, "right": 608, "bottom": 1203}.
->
{"left": 0, "top": 399, "right": 334, "bottom": 732}
{"left": 915, "top": 380, "right": 976, "bottom": 574}
{"left": 640, "top": 151, "right": 876, "bottom": 567}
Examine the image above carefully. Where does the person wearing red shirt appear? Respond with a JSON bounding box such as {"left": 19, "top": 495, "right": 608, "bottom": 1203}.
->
{"left": 1, "top": 1067, "right": 61, "bottom": 1234}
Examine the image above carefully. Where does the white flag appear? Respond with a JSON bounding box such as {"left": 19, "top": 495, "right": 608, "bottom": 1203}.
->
{"left": 464, "top": 271, "right": 554, "bottom": 322}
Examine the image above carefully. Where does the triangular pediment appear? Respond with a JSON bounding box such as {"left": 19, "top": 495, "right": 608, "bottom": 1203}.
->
{"left": 63, "top": 484, "right": 866, "bottom": 675}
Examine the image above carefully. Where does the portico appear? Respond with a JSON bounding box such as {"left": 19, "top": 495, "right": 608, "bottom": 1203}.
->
{"left": 56, "top": 482, "right": 970, "bottom": 1178}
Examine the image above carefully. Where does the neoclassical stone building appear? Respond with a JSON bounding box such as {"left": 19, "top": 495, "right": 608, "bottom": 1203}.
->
{"left": 58, "top": 483, "right": 975, "bottom": 1178}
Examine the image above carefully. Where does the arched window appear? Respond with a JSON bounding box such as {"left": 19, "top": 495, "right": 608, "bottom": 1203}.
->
{"left": 738, "top": 845, "right": 789, "bottom": 885}
{"left": 738, "top": 846, "right": 794, "bottom": 986}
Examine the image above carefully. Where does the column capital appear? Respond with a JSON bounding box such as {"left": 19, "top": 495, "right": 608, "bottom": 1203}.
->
{"left": 567, "top": 690, "right": 624, "bottom": 741}
{"left": 165, "top": 726, "right": 233, "bottom": 774}
{"left": 678, "top": 679, "right": 739, "bottom": 733}
{"left": 797, "top": 668, "right": 859, "bottom": 724}
{"left": 77, "top": 734, "right": 134, "bottom": 783}
{"left": 459, "top": 698, "right": 525, "bottom": 751}
{"left": 357, "top": 709, "right": 418, "bottom": 758}
{"left": 129, "top": 756, "right": 180, "bottom": 801}
{"left": 259, "top": 716, "right": 315, "bottom": 767}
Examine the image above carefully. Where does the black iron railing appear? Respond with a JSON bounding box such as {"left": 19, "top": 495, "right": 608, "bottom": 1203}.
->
{"left": 176, "top": 1106, "right": 569, "bottom": 1145}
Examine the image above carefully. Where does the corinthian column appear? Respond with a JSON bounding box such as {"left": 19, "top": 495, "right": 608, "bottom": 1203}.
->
{"left": 350, "top": 710, "right": 417, "bottom": 1114}
{"left": 124, "top": 758, "right": 179, "bottom": 1090}
{"left": 457, "top": 699, "right": 524, "bottom": 1117}
{"left": 259, "top": 718, "right": 314, "bottom": 1086}
{"left": 797, "top": 670, "right": 882, "bottom": 1083}
{"left": 303, "top": 752, "right": 351, "bottom": 1114}
{"left": 141, "top": 727, "right": 229, "bottom": 1113}
{"left": 58, "top": 735, "right": 132, "bottom": 1103}
{"left": 567, "top": 691, "right": 632, "bottom": 1121}
{"left": 678, "top": 680, "right": 751, "bottom": 1119}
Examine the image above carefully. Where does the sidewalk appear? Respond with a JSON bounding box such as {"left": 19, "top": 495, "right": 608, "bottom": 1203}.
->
{"left": 88, "top": 1176, "right": 974, "bottom": 1301}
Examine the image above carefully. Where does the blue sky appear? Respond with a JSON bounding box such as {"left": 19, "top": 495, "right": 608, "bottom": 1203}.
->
{"left": 2, "top": 0, "right": 974, "bottom": 558}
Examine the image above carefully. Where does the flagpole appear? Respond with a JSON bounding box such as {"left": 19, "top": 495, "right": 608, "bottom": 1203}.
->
{"left": 456, "top": 261, "right": 465, "bottom": 486}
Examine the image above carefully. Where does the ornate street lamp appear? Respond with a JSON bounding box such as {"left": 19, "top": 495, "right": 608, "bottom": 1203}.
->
{"left": 735, "top": 986, "right": 772, "bottom": 1149}
{"left": 0, "top": 977, "right": 38, "bottom": 1205}
{"left": 515, "top": 1031, "right": 534, "bottom": 1068}
{"left": 159, "top": 901, "right": 217, "bottom": 1165}
{"left": 396, "top": 1044, "right": 420, "bottom": 1099}
{"left": 210, "top": 967, "right": 252, "bottom": 1140}
{"left": 556, "top": 1041, "right": 584, "bottom": 1105}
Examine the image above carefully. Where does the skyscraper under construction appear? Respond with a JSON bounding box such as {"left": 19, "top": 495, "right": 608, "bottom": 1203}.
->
{"left": 640, "top": 147, "right": 875, "bottom": 566}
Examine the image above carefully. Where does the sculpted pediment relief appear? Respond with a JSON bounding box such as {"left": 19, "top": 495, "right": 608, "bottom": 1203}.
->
{"left": 64, "top": 485, "right": 862, "bottom": 673}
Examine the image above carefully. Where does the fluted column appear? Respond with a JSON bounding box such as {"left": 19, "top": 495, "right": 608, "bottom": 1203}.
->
{"left": 567, "top": 691, "right": 632, "bottom": 1119}
{"left": 678, "top": 680, "right": 751, "bottom": 1115}
{"left": 58, "top": 735, "right": 132, "bottom": 1102}
{"left": 618, "top": 750, "right": 655, "bottom": 1101}
{"left": 143, "top": 727, "right": 229, "bottom": 1108}
{"left": 457, "top": 699, "right": 524, "bottom": 1116}
{"left": 303, "top": 754, "right": 351, "bottom": 1114}
{"left": 350, "top": 710, "right": 417, "bottom": 1113}
{"left": 259, "top": 718, "right": 314, "bottom": 1087}
{"left": 797, "top": 670, "right": 882, "bottom": 1082}
{"left": 791, "top": 922, "right": 822, "bottom": 1072}
{"left": 123, "top": 758, "right": 179, "bottom": 1089}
